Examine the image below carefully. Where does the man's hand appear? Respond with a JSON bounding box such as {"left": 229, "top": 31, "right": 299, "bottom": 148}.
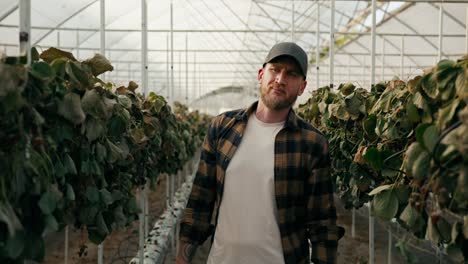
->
{"left": 175, "top": 241, "right": 198, "bottom": 264}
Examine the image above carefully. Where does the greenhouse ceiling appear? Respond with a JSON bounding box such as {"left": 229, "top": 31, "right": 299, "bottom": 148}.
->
{"left": 1, "top": 0, "right": 467, "bottom": 106}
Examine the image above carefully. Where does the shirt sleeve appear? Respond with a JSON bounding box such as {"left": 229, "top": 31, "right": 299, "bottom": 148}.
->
{"left": 306, "top": 138, "right": 345, "bottom": 264}
{"left": 179, "top": 117, "right": 219, "bottom": 245}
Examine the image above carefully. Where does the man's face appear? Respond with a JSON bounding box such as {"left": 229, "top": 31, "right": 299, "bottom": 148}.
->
{"left": 257, "top": 56, "right": 307, "bottom": 111}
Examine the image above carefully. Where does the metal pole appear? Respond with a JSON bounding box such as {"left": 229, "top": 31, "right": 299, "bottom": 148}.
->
{"left": 64, "top": 226, "right": 69, "bottom": 264}
{"left": 291, "top": 0, "right": 295, "bottom": 42}
{"left": 144, "top": 186, "right": 149, "bottom": 238}
{"left": 57, "top": 31, "right": 60, "bottom": 48}
{"left": 179, "top": 52, "right": 182, "bottom": 101}
{"left": 186, "top": 34, "right": 189, "bottom": 104}
{"left": 362, "top": 56, "right": 366, "bottom": 88}
{"left": 351, "top": 208, "right": 355, "bottom": 238}
{"left": 381, "top": 39, "right": 385, "bottom": 80}
{"left": 329, "top": 0, "right": 335, "bottom": 88}
{"left": 388, "top": 228, "right": 392, "bottom": 264}
{"left": 142, "top": 0, "right": 148, "bottom": 96}
{"left": 100, "top": 0, "right": 105, "bottom": 55}
{"left": 19, "top": 0, "right": 31, "bottom": 65}
{"left": 370, "top": 0, "right": 376, "bottom": 88}
{"left": 170, "top": 1, "right": 174, "bottom": 106}
{"left": 98, "top": 243, "right": 103, "bottom": 264}
{"left": 166, "top": 174, "right": 170, "bottom": 208}
{"left": 316, "top": 2, "right": 320, "bottom": 89}
{"left": 100, "top": 0, "right": 105, "bottom": 82}
{"left": 369, "top": 203, "right": 375, "bottom": 264}
{"left": 76, "top": 30, "right": 80, "bottom": 59}
{"left": 438, "top": 3, "right": 443, "bottom": 62}
{"left": 348, "top": 56, "right": 351, "bottom": 82}
{"left": 400, "top": 36, "right": 404, "bottom": 80}
{"left": 193, "top": 53, "right": 196, "bottom": 102}
{"left": 138, "top": 188, "right": 144, "bottom": 264}
{"left": 166, "top": 34, "right": 170, "bottom": 100}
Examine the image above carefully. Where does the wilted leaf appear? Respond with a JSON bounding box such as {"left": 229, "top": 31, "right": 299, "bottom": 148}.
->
{"left": 81, "top": 89, "right": 108, "bottom": 119}
{"left": 40, "top": 47, "right": 77, "bottom": 64}
{"left": 58, "top": 92, "right": 85, "bottom": 125}
{"left": 82, "top": 53, "right": 114, "bottom": 76}
{"left": 422, "top": 125, "right": 439, "bottom": 152}
{"left": 369, "top": 184, "right": 393, "bottom": 196}
{"left": 85, "top": 117, "right": 105, "bottom": 142}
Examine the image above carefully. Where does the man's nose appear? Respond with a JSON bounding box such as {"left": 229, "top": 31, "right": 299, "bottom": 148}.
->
{"left": 275, "top": 70, "right": 287, "bottom": 84}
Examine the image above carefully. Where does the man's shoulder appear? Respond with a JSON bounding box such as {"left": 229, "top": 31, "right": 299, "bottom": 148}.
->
{"left": 211, "top": 108, "right": 244, "bottom": 126}
{"left": 295, "top": 114, "right": 325, "bottom": 138}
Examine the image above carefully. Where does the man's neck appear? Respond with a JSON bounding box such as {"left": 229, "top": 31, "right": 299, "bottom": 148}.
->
{"left": 255, "top": 100, "right": 290, "bottom": 123}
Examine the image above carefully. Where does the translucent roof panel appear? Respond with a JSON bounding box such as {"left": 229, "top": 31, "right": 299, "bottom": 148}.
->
{"left": 1, "top": 0, "right": 467, "bottom": 113}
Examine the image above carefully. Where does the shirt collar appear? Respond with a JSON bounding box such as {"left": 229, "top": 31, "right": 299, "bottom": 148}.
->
{"left": 234, "top": 100, "right": 300, "bottom": 130}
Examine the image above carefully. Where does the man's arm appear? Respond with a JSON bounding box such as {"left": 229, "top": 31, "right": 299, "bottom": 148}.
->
{"left": 307, "top": 139, "right": 344, "bottom": 264}
{"left": 175, "top": 242, "right": 198, "bottom": 264}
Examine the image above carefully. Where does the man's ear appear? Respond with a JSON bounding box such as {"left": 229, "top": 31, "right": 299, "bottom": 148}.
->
{"left": 298, "top": 80, "right": 307, "bottom": 96}
{"left": 258, "top": 68, "right": 264, "bottom": 83}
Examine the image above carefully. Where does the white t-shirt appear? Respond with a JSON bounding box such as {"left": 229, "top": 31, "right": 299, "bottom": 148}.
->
{"left": 207, "top": 113, "right": 285, "bottom": 264}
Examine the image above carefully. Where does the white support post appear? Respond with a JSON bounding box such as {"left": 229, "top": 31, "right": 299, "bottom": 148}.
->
{"left": 381, "top": 39, "right": 385, "bottom": 81}
{"left": 170, "top": 1, "right": 174, "bottom": 106}
{"left": 466, "top": 7, "right": 468, "bottom": 54}
{"left": 144, "top": 185, "right": 149, "bottom": 238}
{"left": 138, "top": 187, "right": 144, "bottom": 264}
{"left": 400, "top": 36, "right": 404, "bottom": 80}
{"left": 351, "top": 208, "right": 355, "bottom": 238}
{"left": 193, "top": 53, "right": 196, "bottom": 101}
{"left": 362, "top": 56, "right": 366, "bottom": 88}
{"left": 329, "top": 0, "right": 335, "bottom": 89}
{"left": 64, "top": 226, "right": 69, "bottom": 264}
{"left": 291, "top": 0, "right": 295, "bottom": 42}
{"left": 348, "top": 56, "right": 351, "bottom": 82}
{"left": 179, "top": 52, "right": 182, "bottom": 101}
{"left": 316, "top": 2, "right": 320, "bottom": 89}
{"left": 19, "top": 0, "right": 31, "bottom": 65}
{"left": 185, "top": 34, "right": 189, "bottom": 104}
{"left": 369, "top": 203, "right": 375, "bottom": 264}
{"left": 98, "top": 243, "right": 104, "bottom": 264}
{"left": 76, "top": 30, "right": 80, "bottom": 60}
{"left": 100, "top": 0, "right": 105, "bottom": 81}
{"left": 141, "top": 0, "right": 148, "bottom": 96}
{"left": 166, "top": 34, "right": 170, "bottom": 100}
{"left": 370, "top": 0, "right": 376, "bottom": 88}
{"left": 438, "top": 3, "right": 443, "bottom": 62}
{"left": 57, "top": 30, "right": 60, "bottom": 48}
{"left": 388, "top": 228, "right": 392, "bottom": 264}
{"left": 166, "top": 174, "right": 170, "bottom": 208}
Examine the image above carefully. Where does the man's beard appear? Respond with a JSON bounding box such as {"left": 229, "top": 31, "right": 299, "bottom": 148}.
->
{"left": 260, "top": 84, "right": 298, "bottom": 111}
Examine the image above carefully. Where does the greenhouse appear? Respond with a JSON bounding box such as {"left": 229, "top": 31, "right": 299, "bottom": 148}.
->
{"left": 1, "top": 0, "right": 467, "bottom": 263}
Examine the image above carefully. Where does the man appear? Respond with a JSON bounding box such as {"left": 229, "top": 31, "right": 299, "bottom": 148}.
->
{"left": 176, "top": 42, "right": 344, "bottom": 264}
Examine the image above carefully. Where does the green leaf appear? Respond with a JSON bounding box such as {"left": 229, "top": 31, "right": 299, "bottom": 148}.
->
{"left": 95, "top": 142, "right": 107, "bottom": 163}
{"left": 63, "top": 153, "right": 77, "bottom": 175}
{"left": 400, "top": 204, "right": 421, "bottom": 228}
{"left": 422, "top": 125, "right": 439, "bottom": 152}
{"left": 372, "top": 189, "right": 399, "bottom": 220}
{"left": 23, "top": 233, "right": 45, "bottom": 261}
{"left": 79, "top": 205, "right": 99, "bottom": 225}
{"left": 44, "top": 214, "right": 59, "bottom": 233}
{"left": 369, "top": 184, "right": 393, "bottom": 196}
{"left": 437, "top": 99, "right": 460, "bottom": 130}
{"left": 99, "top": 189, "right": 113, "bottom": 206}
{"left": 415, "top": 123, "right": 432, "bottom": 149}
{"left": 126, "top": 197, "right": 140, "bottom": 214}
{"left": 406, "top": 100, "right": 420, "bottom": 123}
{"left": 106, "top": 138, "right": 124, "bottom": 163}
{"left": 117, "top": 95, "right": 132, "bottom": 109}
{"left": 65, "top": 61, "right": 91, "bottom": 87}
{"left": 66, "top": 183, "right": 75, "bottom": 201}
{"left": 455, "top": 69, "right": 467, "bottom": 99}
{"left": 421, "top": 73, "right": 438, "bottom": 99}
{"left": 30, "top": 61, "right": 55, "bottom": 81}
{"left": 58, "top": 92, "right": 86, "bottom": 125}
{"left": 82, "top": 53, "right": 114, "bottom": 76}
{"left": 412, "top": 151, "right": 430, "bottom": 179}
{"left": 85, "top": 117, "right": 105, "bottom": 142}
{"left": 38, "top": 190, "right": 58, "bottom": 214}
{"left": 96, "top": 212, "right": 109, "bottom": 236}
{"left": 111, "top": 190, "right": 124, "bottom": 201}
{"left": 85, "top": 186, "right": 100, "bottom": 204}
{"left": 437, "top": 217, "right": 452, "bottom": 243}
{"left": 4, "top": 230, "right": 25, "bottom": 258}
{"left": 113, "top": 206, "right": 127, "bottom": 227}
{"left": 39, "top": 47, "right": 77, "bottom": 63}
{"left": 88, "top": 229, "right": 106, "bottom": 245}
{"left": 363, "top": 148, "right": 383, "bottom": 171}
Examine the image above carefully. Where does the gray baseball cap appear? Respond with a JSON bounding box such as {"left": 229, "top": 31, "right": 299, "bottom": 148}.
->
{"left": 263, "top": 42, "right": 308, "bottom": 77}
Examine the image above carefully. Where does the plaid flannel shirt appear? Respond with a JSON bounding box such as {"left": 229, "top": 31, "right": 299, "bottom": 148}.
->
{"left": 180, "top": 101, "right": 343, "bottom": 264}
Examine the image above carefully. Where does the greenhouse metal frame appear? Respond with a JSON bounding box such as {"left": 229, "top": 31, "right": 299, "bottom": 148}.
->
{"left": 1, "top": 0, "right": 467, "bottom": 263}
